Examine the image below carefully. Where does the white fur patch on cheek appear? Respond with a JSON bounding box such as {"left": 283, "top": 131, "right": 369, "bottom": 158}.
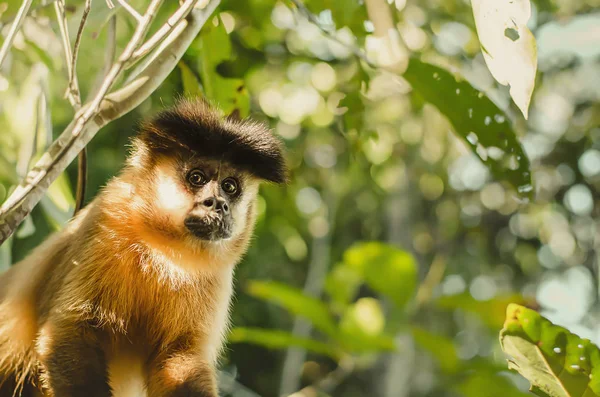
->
{"left": 155, "top": 168, "right": 189, "bottom": 213}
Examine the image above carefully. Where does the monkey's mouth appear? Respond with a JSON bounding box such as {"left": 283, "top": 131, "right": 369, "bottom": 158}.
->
{"left": 184, "top": 215, "right": 232, "bottom": 241}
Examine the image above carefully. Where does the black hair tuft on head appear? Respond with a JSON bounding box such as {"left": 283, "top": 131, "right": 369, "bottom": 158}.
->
{"left": 136, "top": 99, "right": 287, "bottom": 184}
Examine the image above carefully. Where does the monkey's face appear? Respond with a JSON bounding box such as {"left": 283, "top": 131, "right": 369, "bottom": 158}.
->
{"left": 182, "top": 163, "right": 245, "bottom": 241}
{"left": 146, "top": 157, "right": 258, "bottom": 245}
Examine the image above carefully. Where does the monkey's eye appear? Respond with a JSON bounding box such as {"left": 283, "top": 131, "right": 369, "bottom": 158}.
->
{"left": 221, "top": 178, "right": 239, "bottom": 195}
{"left": 187, "top": 170, "right": 207, "bottom": 187}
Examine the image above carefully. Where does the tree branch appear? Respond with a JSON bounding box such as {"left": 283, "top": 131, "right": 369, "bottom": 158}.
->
{"left": 115, "top": 0, "right": 143, "bottom": 22}
{"left": 127, "top": 0, "right": 198, "bottom": 67}
{"left": 54, "top": 0, "right": 91, "bottom": 214}
{"left": 0, "top": 0, "right": 221, "bottom": 244}
{"left": 0, "top": 0, "right": 34, "bottom": 68}
{"left": 72, "top": 0, "right": 92, "bottom": 214}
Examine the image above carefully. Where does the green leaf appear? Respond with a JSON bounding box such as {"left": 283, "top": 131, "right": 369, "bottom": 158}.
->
{"left": 246, "top": 280, "right": 338, "bottom": 338}
{"left": 325, "top": 264, "right": 362, "bottom": 311}
{"left": 343, "top": 242, "right": 417, "bottom": 309}
{"left": 403, "top": 58, "right": 533, "bottom": 199}
{"left": 411, "top": 327, "right": 459, "bottom": 373}
{"left": 337, "top": 298, "right": 396, "bottom": 353}
{"left": 472, "top": 0, "right": 538, "bottom": 119}
{"left": 228, "top": 327, "right": 341, "bottom": 360}
{"left": 179, "top": 61, "right": 204, "bottom": 98}
{"left": 436, "top": 293, "right": 526, "bottom": 329}
{"left": 500, "top": 304, "right": 600, "bottom": 397}
{"left": 195, "top": 16, "right": 250, "bottom": 117}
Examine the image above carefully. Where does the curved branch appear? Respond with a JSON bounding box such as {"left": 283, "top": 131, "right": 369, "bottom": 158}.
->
{"left": 0, "top": 0, "right": 221, "bottom": 244}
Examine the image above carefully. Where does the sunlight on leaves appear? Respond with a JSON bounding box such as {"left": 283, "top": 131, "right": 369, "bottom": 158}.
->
{"left": 471, "top": 0, "right": 538, "bottom": 119}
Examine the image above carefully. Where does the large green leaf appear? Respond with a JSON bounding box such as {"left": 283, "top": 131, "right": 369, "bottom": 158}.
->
{"left": 228, "top": 327, "right": 341, "bottom": 360}
{"left": 246, "top": 280, "right": 338, "bottom": 338}
{"left": 500, "top": 304, "right": 600, "bottom": 397}
{"left": 343, "top": 242, "right": 417, "bottom": 309}
{"left": 403, "top": 58, "right": 533, "bottom": 199}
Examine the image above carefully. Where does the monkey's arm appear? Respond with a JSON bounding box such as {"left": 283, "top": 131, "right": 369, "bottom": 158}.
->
{"left": 147, "top": 342, "right": 218, "bottom": 397}
{"left": 39, "top": 317, "right": 111, "bottom": 397}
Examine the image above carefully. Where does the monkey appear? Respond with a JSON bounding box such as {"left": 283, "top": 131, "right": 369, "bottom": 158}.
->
{"left": 0, "top": 99, "right": 287, "bottom": 397}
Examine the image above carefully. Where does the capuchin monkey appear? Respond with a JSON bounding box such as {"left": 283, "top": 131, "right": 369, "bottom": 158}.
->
{"left": 0, "top": 99, "right": 287, "bottom": 397}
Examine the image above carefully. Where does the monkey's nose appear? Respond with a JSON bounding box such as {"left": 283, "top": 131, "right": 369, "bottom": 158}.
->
{"left": 202, "top": 197, "right": 229, "bottom": 214}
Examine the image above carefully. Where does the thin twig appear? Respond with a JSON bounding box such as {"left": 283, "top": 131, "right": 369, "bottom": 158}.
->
{"left": 54, "top": 0, "right": 81, "bottom": 109}
{"left": 74, "top": 148, "right": 87, "bottom": 213}
{"left": 115, "top": 0, "right": 143, "bottom": 21}
{"left": 54, "top": 0, "right": 90, "bottom": 213}
{"left": 0, "top": 0, "right": 34, "bottom": 68}
{"left": 126, "top": 0, "right": 197, "bottom": 67}
{"left": 71, "top": 0, "right": 92, "bottom": 214}
{"left": 70, "top": 0, "right": 92, "bottom": 107}
{"left": 0, "top": 0, "right": 220, "bottom": 244}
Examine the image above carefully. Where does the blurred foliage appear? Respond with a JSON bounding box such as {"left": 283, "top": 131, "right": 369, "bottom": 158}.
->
{"left": 1, "top": 0, "right": 600, "bottom": 396}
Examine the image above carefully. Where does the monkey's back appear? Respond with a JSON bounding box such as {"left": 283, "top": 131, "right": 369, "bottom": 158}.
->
{"left": 0, "top": 242, "right": 60, "bottom": 394}
{"left": 0, "top": 208, "right": 87, "bottom": 394}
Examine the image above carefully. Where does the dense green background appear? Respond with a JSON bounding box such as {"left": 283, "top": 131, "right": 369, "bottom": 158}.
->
{"left": 1, "top": 0, "right": 599, "bottom": 396}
